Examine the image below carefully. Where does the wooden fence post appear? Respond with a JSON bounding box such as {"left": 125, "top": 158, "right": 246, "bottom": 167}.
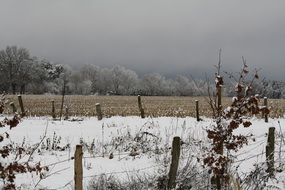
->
{"left": 17, "top": 95, "right": 25, "bottom": 117}
{"left": 266, "top": 127, "right": 275, "bottom": 175}
{"left": 51, "top": 100, "right": 56, "bottom": 119}
{"left": 59, "top": 76, "right": 66, "bottom": 120}
{"left": 74, "top": 145, "right": 83, "bottom": 190}
{"left": 96, "top": 103, "right": 103, "bottom": 120}
{"left": 10, "top": 102, "right": 17, "bottom": 113}
{"left": 139, "top": 107, "right": 145, "bottom": 119}
{"left": 64, "top": 106, "right": 69, "bottom": 120}
{"left": 264, "top": 97, "right": 268, "bottom": 123}
{"left": 168, "top": 136, "right": 181, "bottom": 189}
{"left": 137, "top": 95, "right": 145, "bottom": 118}
{"left": 195, "top": 100, "right": 200, "bottom": 121}
{"left": 138, "top": 95, "right": 142, "bottom": 110}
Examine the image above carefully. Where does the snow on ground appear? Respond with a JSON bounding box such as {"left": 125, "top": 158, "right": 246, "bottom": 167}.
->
{"left": 0, "top": 116, "right": 284, "bottom": 189}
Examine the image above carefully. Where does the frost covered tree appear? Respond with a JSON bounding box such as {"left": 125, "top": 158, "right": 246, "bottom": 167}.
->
{"left": 113, "top": 66, "right": 139, "bottom": 95}
{"left": 95, "top": 67, "right": 112, "bottom": 94}
{"left": 0, "top": 46, "right": 33, "bottom": 94}
{"left": 108, "top": 65, "right": 139, "bottom": 95}
{"left": 30, "top": 59, "right": 65, "bottom": 94}
{"left": 174, "top": 75, "right": 195, "bottom": 96}
{"left": 156, "top": 78, "right": 176, "bottom": 96}
{"left": 0, "top": 46, "right": 66, "bottom": 95}
{"left": 79, "top": 64, "right": 100, "bottom": 94}
{"left": 141, "top": 73, "right": 166, "bottom": 96}
{"left": 69, "top": 70, "right": 92, "bottom": 95}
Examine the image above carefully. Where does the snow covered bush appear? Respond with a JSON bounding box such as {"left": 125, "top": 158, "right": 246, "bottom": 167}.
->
{"left": 0, "top": 94, "right": 48, "bottom": 189}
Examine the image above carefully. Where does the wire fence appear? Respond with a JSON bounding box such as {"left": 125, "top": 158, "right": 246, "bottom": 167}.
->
{"left": 53, "top": 164, "right": 162, "bottom": 190}
{"left": 39, "top": 127, "right": 278, "bottom": 173}
{"left": 6, "top": 116, "right": 283, "bottom": 190}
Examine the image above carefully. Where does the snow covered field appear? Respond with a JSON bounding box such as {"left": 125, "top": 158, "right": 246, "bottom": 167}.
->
{"left": 1, "top": 116, "right": 284, "bottom": 189}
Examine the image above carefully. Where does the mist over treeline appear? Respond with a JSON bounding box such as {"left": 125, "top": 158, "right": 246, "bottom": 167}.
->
{"left": 0, "top": 46, "right": 284, "bottom": 99}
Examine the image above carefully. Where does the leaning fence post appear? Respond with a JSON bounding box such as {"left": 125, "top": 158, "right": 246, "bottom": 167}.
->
{"left": 74, "top": 145, "right": 83, "bottom": 190}
{"left": 51, "top": 100, "right": 56, "bottom": 119}
{"left": 17, "top": 95, "right": 25, "bottom": 117}
{"left": 10, "top": 102, "right": 17, "bottom": 113}
{"left": 137, "top": 95, "right": 145, "bottom": 118}
{"left": 264, "top": 97, "right": 268, "bottom": 123}
{"left": 96, "top": 103, "right": 103, "bottom": 120}
{"left": 266, "top": 127, "right": 275, "bottom": 175}
{"left": 195, "top": 100, "right": 200, "bottom": 121}
{"left": 168, "top": 136, "right": 181, "bottom": 189}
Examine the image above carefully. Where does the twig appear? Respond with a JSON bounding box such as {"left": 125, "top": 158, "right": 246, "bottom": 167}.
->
{"left": 56, "top": 179, "right": 73, "bottom": 190}
{"left": 34, "top": 167, "right": 70, "bottom": 188}
{"left": 26, "top": 121, "right": 48, "bottom": 163}
{"left": 214, "top": 48, "right": 222, "bottom": 75}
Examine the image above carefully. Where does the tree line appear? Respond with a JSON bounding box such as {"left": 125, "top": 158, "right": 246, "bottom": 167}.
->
{"left": 0, "top": 46, "right": 284, "bottom": 98}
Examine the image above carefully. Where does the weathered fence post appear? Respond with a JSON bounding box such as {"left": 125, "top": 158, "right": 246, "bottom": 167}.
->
{"left": 168, "top": 136, "right": 181, "bottom": 189}
{"left": 64, "top": 106, "right": 69, "bottom": 120}
{"left": 51, "top": 100, "right": 56, "bottom": 119}
{"left": 266, "top": 127, "right": 275, "bottom": 175}
{"left": 140, "top": 107, "right": 145, "bottom": 119}
{"left": 60, "top": 76, "right": 66, "bottom": 120}
{"left": 74, "top": 145, "right": 83, "bottom": 190}
{"left": 138, "top": 95, "right": 142, "bottom": 110}
{"left": 17, "top": 95, "right": 25, "bottom": 117}
{"left": 137, "top": 95, "right": 145, "bottom": 118}
{"left": 96, "top": 103, "right": 103, "bottom": 120}
{"left": 10, "top": 102, "right": 17, "bottom": 113}
{"left": 195, "top": 100, "right": 200, "bottom": 121}
{"left": 264, "top": 97, "right": 268, "bottom": 123}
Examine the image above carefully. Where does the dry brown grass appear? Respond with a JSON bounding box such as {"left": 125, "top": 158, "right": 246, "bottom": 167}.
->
{"left": 4, "top": 95, "right": 285, "bottom": 118}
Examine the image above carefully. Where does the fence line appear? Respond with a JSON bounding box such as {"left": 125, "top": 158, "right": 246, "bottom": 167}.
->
{"left": 25, "top": 128, "right": 285, "bottom": 190}
{"left": 27, "top": 129, "right": 278, "bottom": 171}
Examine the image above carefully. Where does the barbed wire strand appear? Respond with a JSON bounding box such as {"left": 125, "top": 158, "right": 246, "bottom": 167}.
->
{"left": 83, "top": 164, "right": 161, "bottom": 179}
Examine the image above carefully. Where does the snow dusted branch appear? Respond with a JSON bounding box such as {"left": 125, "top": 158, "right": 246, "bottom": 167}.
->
{"left": 202, "top": 56, "right": 269, "bottom": 189}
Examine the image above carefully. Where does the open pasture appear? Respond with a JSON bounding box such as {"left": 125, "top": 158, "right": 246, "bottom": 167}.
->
{"left": 6, "top": 95, "right": 285, "bottom": 118}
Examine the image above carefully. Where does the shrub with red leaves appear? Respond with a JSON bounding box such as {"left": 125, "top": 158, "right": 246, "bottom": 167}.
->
{"left": 203, "top": 60, "right": 269, "bottom": 189}
{"left": 0, "top": 95, "right": 48, "bottom": 190}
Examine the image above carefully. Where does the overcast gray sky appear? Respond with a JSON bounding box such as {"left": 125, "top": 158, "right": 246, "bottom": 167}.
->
{"left": 0, "top": 0, "right": 284, "bottom": 79}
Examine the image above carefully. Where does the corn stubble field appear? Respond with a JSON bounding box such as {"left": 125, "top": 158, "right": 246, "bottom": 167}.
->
{"left": 6, "top": 95, "right": 285, "bottom": 118}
